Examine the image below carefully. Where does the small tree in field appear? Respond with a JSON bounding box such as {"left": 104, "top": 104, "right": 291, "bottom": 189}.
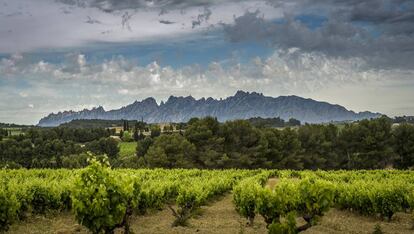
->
{"left": 71, "top": 156, "right": 139, "bottom": 234}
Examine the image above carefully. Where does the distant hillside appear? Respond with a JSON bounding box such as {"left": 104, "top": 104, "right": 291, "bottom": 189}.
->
{"left": 60, "top": 119, "right": 142, "bottom": 128}
{"left": 38, "top": 91, "right": 381, "bottom": 127}
{"left": 247, "top": 117, "right": 301, "bottom": 128}
{"left": 0, "top": 122, "right": 34, "bottom": 128}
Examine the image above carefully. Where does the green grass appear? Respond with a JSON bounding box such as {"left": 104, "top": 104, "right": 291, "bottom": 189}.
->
{"left": 119, "top": 141, "right": 137, "bottom": 158}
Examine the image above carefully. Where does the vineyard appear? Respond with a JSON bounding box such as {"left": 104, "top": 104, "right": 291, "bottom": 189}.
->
{"left": 1, "top": 160, "right": 414, "bottom": 233}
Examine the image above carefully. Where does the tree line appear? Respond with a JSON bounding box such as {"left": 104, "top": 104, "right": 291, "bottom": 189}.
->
{"left": 136, "top": 116, "right": 414, "bottom": 170}
{"left": 1, "top": 116, "right": 414, "bottom": 170}
{"left": 0, "top": 127, "right": 118, "bottom": 168}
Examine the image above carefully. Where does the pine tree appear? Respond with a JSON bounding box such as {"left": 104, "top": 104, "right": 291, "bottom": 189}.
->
{"left": 133, "top": 124, "right": 139, "bottom": 141}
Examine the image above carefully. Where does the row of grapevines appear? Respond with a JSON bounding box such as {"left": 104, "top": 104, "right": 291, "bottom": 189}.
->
{"left": 232, "top": 171, "right": 273, "bottom": 225}
{"left": 170, "top": 169, "right": 262, "bottom": 226}
{"left": 0, "top": 169, "right": 75, "bottom": 232}
{"left": 233, "top": 170, "right": 414, "bottom": 233}
{"left": 233, "top": 176, "right": 335, "bottom": 233}
{"left": 298, "top": 170, "right": 414, "bottom": 220}
{"left": 0, "top": 161, "right": 262, "bottom": 232}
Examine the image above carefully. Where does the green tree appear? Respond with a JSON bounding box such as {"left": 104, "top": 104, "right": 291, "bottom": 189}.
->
{"left": 86, "top": 138, "right": 119, "bottom": 159}
{"left": 133, "top": 124, "right": 139, "bottom": 141}
{"left": 150, "top": 125, "right": 161, "bottom": 138}
{"left": 146, "top": 134, "right": 196, "bottom": 168}
{"left": 339, "top": 117, "right": 396, "bottom": 169}
{"left": 136, "top": 137, "right": 153, "bottom": 158}
{"left": 393, "top": 123, "right": 414, "bottom": 168}
{"left": 298, "top": 124, "right": 339, "bottom": 169}
{"left": 184, "top": 117, "right": 224, "bottom": 168}
{"left": 263, "top": 127, "right": 303, "bottom": 169}
{"left": 219, "top": 120, "right": 268, "bottom": 168}
{"left": 122, "top": 131, "right": 133, "bottom": 142}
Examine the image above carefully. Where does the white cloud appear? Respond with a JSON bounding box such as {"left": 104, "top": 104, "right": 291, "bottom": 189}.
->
{"left": 117, "top": 89, "right": 129, "bottom": 95}
{"left": 1, "top": 49, "right": 413, "bottom": 124}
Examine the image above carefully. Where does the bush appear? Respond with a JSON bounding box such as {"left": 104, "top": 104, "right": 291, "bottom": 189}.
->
{"left": 71, "top": 157, "right": 137, "bottom": 234}
{"left": 122, "top": 131, "right": 133, "bottom": 142}
{"left": 297, "top": 179, "right": 335, "bottom": 226}
{"left": 0, "top": 188, "right": 19, "bottom": 232}
{"left": 233, "top": 179, "right": 262, "bottom": 225}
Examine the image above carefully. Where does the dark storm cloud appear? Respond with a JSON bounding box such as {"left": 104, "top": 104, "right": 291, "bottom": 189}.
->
{"left": 192, "top": 7, "right": 212, "bottom": 28}
{"left": 159, "top": 20, "right": 175, "bottom": 24}
{"left": 222, "top": 0, "right": 414, "bottom": 70}
{"left": 57, "top": 0, "right": 235, "bottom": 12}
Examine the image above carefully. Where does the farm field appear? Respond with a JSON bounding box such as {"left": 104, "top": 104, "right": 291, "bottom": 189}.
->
{"left": 1, "top": 165, "right": 414, "bottom": 234}
{"left": 119, "top": 142, "right": 138, "bottom": 158}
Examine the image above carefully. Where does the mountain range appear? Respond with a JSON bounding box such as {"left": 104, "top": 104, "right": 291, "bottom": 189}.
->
{"left": 38, "top": 91, "right": 381, "bottom": 126}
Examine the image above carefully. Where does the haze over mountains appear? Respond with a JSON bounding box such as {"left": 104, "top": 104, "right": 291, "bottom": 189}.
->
{"left": 38, "top": 91, "right": 381, "bottom": 127}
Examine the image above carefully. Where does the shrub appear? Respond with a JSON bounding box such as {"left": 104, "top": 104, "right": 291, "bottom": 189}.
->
{"left": 71, "top": 157, "right": 137, "bottom": 234}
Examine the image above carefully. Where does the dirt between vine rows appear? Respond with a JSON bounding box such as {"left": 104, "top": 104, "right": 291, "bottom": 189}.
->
{"left": 6, "top": 177, "right": 414, "bottom": 234}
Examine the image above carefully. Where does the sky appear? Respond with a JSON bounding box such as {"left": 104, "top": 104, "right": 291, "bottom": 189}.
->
{"left": 1, "top": 0, "right": 414, "bottom": 124}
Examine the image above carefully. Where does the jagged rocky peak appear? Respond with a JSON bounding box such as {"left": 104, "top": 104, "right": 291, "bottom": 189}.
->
{"left": 166, "top": 95, "right": 196, "bottom": 103}
{"left": 141, "top": 97, "right": 157, "bottom": 105}
{"left": 38, "top": 91, "right": 382, "bottom": 126}
{"left": 92, "top": 106, "right": 105, "bottom": 112}
{"left": 234, "top": 90, "right": 248, "bottom": 97}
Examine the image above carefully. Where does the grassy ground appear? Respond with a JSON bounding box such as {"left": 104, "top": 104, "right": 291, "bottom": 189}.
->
{"left": 6, "top": 178, "right": 414, "bottom": 234}
{"left": 119, "top": 142, "right": 137, "bottom": 158}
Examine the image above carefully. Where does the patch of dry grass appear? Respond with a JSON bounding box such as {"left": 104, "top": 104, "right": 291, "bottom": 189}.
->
{"left": 303, "top": 209, "right": 413, "bottom": 234}
{"left": 7, "top": 212, "right": 87, "bottom": 234}
{"left": 130, "top": 193, "right": 267, "bottom": 234}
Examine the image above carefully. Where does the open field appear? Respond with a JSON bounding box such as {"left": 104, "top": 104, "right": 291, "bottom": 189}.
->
{"left": 1, "top": 168, "right": 414, "bottom": 233}
{"left": 119, "top": 142, "right": 137, "bottom": 158}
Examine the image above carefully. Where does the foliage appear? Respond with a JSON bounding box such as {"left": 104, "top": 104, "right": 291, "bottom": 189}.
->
{"left": 248, "top": 117, "right": 301, "bottom": 128}
{"left": 136, "top": 136, "right": 153, "bottom": 158}
{"left": 393, "top": 123, "right": 414, "bottom": 169}
{"left": 1, "top": 169, "right": 414, "bottom": 233}
{"left": 2, "top": 117, "right": 414, "bottom": 170}
{"left": 71, "top": 157, "right": 136, "bottom": 234}
{"left": 145, "top": 134, "right": 196, "bottom": 168}
{"left": 339, "top": 117, "right": 396, "bottom": 169}
{"left": 119, "top": 142, "right": 137, "bottom": 158}
{"left": 60, "top": 119, "right": 145, "bottom": 129}
{"left": 0, "top": 188, "right": 19, "bottom": 232}
{"left": 86, "top": 137, "right": 120, "bottom": 159}
{"left": 121, "top": 131, "right": 133, "bottom": 142}
{"left": 297, "top": 179, "right": 335, "bottom": 225}
{"left": 268, "top": 212, "right": 297, "bottom": 234}
{"left": 150, "top": 125, "right": 161, "bottom": 138}
{"left": 233, "top": 179, "right": 262, "bottom": 225}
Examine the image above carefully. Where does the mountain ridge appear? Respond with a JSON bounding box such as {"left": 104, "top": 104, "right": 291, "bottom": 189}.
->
{"left": 38, "top": 91, "right": 381, "bottom": 126}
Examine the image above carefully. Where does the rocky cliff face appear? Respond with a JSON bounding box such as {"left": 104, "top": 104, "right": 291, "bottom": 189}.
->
{"left": 38, "top": 91, "right": 381, "bottom": 126}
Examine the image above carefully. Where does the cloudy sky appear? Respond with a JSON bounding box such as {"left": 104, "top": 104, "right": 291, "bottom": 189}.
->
{"left": 1, "top": 0, "right": 414, "bottom": 124}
